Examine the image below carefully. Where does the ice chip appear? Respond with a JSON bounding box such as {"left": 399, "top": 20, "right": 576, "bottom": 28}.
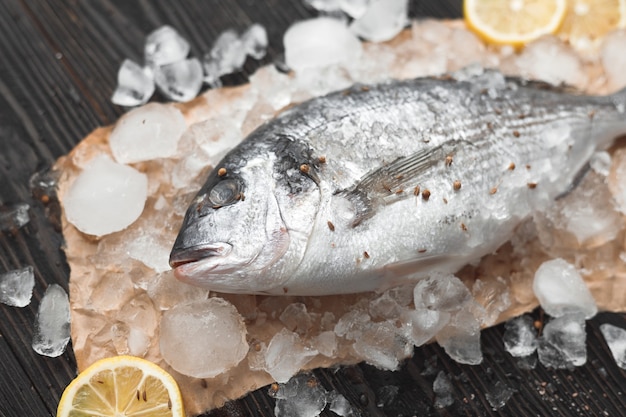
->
{"left": 64, "top": 155, "right": 148, "bottom": 236}
{"left": 159, "top": 297, "right": 248, "bottom": 378}
{"left": 532, "top": 258, "right": 597, "bottom": 319}
{"left": 32, "top": 284, "right": 70, "bottom": 357}
{"left": 0, "top": 266, "right": 35, "bottom": 307}
{"left": 0, "top": 203, "right": 30, "bottom": 232}
{"left": 599, "top": 324, "right": 626, "bottom": 369}
{"left": 154, "top": 57, "right": 203, "bottom": 102}
{"left": 284, "top": 18, "right": 362, "bottom": 71}
{"left": 279, "top": 303, "right": 313, "bottom": 335}
{"left": 436, "top": 309, "right": 483, "bottom": 365}
{"left": 111, "top": 59, "right": 155, "bottom": 107}
{"left": 328, "top": 391, "right": 355, "bottom": 416}
{"left": 352, "top": 320, "right": 412, "bottom": 370}
{"left": 433, "top": 371, "right": 454, "bottom": 408}
{"left": 349, "top": 0, "right": 408, "bottom": 42}
{"left": 272, "top": 373, "right": 328, "bottom": 417}
{"left": 485, "top": 381, "right": 515, "bottom": 410}
{"left": 204, "top": 30, "right": 246, "bottom": 78}
{"left": 537, "top": 314, "right": 587, "bottom": 368}
{"left": 311, "top": 331, "right": 338, "bottom": 357}
{"left": 242, "top": 24, "right": 268, "bottom": 60}
{"left": 264, "top": 329, "right": 318, "bottom": 383}
{"left": 109, "top": 103, "right": 187, "bottom": 163}
{"left": 414, "top": 273, "right": 472, "bottom": 311}
{"left": 144, "top": 25, "right": 190, "bottom": 66}
{"left": 503, "top": 315, "right": 538, "bottom": 357}
{"left": 401, "top": 308, "right": 450, "bottom": 346}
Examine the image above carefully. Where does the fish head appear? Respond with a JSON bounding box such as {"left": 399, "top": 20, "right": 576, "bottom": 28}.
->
{"left": 170, "top": 138, "right": 321, "bottom": 293}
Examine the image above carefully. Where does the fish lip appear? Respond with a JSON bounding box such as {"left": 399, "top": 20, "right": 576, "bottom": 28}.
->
{"left": 169, "top": 242, "right": 232, "bottom": 269}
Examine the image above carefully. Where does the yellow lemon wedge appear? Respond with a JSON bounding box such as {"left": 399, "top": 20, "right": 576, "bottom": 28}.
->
{"left": 557, "top": 0, "right": 626, "bottom": 49}
{"left": 57, "top": 355, "right": 184, "bottom": 417}
{"left": 464, "top": 0, "right": 568, "bottom": 46}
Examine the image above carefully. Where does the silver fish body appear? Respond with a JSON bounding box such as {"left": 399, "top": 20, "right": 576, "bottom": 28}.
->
{"left": 170, "top": 70, "right": 626, "bottom": 295}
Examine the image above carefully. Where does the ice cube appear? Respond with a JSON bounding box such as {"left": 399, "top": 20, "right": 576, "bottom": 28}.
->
{"left": 401, "top": 308, "right": 450, "bottom": 346}
{"left": 537, "top": 314, "right": 587, "bottom": 368}
{"left": 159, "top": 297, "right": 248, "bottom": 378}
{"left": 109, "top": 103, "right": 187, "bottom": 164}
{"left": 0, "top": 203, "right": 30, "bottom": 232}
{"left": 154, "top": 57, "right": 203, "bottom": 102}
{"left": 503, "top": 315, "right": 538, "bottom": 357}
{"left": 111, "top": 59, "right": 155, "bottom": 107}
{"left": 283, "top": 18, "right": 362, "bottom": 72}
{"left": 436, "top": 310, "right": 483, "bottom": 365}
{"left": 144, "top": 25, "right": 190, "bottom": 66}
{"left": 369, "top": 290, "right": 405, "bottom": 320}
{"left": 311, "top": 331, "right": 338, "bottom": 357}
{"left": 485, "top": 381, "right": 515, "bottom": 410}
{"left": 328, "top": 391, "right": 356, "bottom": 416}
{"left": 63, "top": 155, "right": 148, "bottom": 236}
{"left": 413, "top": 273, "right": 472, "bottom": 312}
{"left": 264, "top": 329, "right": 318, "bottom": 383}
{"left": 279, "top": 303, "right": 313, "bottom": 335}
{"left": 349, "top": 0, "right": 408, "bottom": 42}
{"left": 334, "top": 309, "right": 371, "bottom": 339}
{"left": 204, "top": 30, "right": 246, "bottom": 80}
{"left": 433, "top": 371, "right": 454, "bottom": 408}
{"left": 32, "top": 284, "right": 70, "bottom": 357}
{"left": 303, "top": 0, "right": 342, "bottom": 13}
{"left": 242, "top": 24, "right": 268, "bottom": 60}
{"left": 599, "top": 324, "right": 626, "bottom": 369}
{"left": 532, "top": 258, "right": 597, "bottom": 319}
{"left": 601, "top": 30, "right": 626, "bottom": 91}
{"left": 0, "top": 266, "right": 35, "bottom": 307}
{"left": 271, "top": 373, "right": 328, "bottom": 417}
{"left": 352, "top": 320, "right": 413, "bottom": 370}
{"left": 339, "top": 0, "right": 370, "bottom": 18}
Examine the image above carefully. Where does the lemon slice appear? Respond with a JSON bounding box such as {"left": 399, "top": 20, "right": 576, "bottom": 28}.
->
{"left": 557, "top": 0, "right": 626, "bottom": 48}
{"left": 57, "top": 355, "right": 184, "bottom": 417}
{"left": 464, "top": 0, "right": 568, "bottom": 46}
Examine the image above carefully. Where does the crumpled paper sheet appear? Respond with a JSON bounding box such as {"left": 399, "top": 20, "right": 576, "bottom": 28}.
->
{"left": 56, "top": 22, "right": 626, "bottom": 416}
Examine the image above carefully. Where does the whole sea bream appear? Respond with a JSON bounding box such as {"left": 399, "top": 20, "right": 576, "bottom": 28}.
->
{"left": 170, "top": 70, "right": 626, "bottom": 295}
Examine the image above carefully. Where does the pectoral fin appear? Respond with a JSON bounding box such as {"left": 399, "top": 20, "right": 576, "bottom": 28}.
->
{"left": 336, "top": 140, "right": 469, "bottom": 226}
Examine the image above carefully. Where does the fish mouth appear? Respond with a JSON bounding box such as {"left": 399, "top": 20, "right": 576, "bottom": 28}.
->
{"left": 169, "top": 242, "right": 233, "bottom": 269}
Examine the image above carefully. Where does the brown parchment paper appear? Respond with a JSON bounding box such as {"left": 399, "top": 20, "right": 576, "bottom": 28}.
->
{"left": 56, "top": 21, "right": 626, "bottom": 416}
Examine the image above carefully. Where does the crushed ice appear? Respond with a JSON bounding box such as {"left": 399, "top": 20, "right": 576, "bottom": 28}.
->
{"left": 63, "top": 9, "right": 626, "bottom": 412}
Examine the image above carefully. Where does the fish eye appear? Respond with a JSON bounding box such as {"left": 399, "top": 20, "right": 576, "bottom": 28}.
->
{"left": 209, "top": 179, "right": 240, "bottom": 207}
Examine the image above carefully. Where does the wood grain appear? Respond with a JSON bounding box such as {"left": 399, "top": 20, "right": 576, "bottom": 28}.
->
{"left": 0, "top": 1, "right": 624, "bottom": 416}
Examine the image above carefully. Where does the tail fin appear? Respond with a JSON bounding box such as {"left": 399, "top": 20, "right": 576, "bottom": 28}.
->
{"left": 612, "top": 86, "right": 626, "bottom": 113}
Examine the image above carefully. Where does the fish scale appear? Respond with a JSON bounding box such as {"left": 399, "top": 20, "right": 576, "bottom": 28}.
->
{"left": 170, "top": 70, "right": 626, "bottom": 295}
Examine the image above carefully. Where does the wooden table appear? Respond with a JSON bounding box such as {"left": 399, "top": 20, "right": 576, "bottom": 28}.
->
{"left": 0, "top": 1, "right": 624, "bottom": 416}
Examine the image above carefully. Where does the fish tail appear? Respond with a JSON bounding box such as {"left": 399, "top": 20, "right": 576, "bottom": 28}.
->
{"left": 612, "top": 86, "right": 626, "bottom": 113}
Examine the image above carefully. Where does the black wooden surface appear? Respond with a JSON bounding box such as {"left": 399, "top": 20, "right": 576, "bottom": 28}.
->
{"left": 0, "top": 1, "right": 624, "bottom": 416}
